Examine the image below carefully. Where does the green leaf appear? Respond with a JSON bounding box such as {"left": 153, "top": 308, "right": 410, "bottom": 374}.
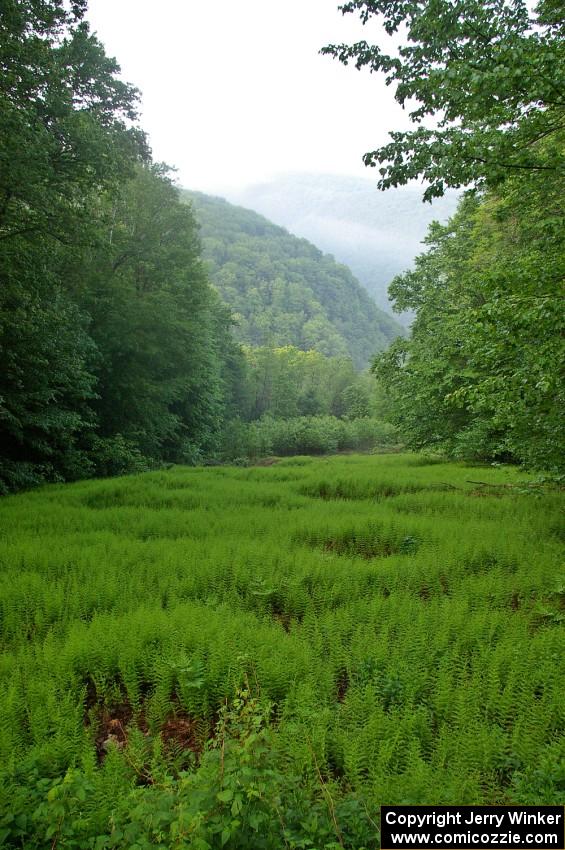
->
{"left": 216, "top": 789, "right": 233, "bottom": 803}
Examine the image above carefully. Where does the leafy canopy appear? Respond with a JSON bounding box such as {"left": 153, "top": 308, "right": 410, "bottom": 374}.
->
{"left": 0, "top": 0, "right": 146, "bottom": 243}
{"left": 323, "top": 0, "right": 565, "bottom": 198}
{"left": 0, "top": 2, "right": 238, "bottom": 490}
{"left": 374, "top": 163, "right": 565, "bottom": 471}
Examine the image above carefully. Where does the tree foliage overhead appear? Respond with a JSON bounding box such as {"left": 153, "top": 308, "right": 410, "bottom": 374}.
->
{"left": 323, "top": 0, "right": 565, "bottom": 199}
{"left": 184, "top": 191, "right": 403, "bottom": 368}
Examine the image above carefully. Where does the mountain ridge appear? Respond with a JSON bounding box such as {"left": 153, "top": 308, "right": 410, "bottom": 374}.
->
{"left": 182, "top": 189, "right": 404, "bottom": 369}
{"left": 224, "top": 173, "right": 460, "bottom": 319}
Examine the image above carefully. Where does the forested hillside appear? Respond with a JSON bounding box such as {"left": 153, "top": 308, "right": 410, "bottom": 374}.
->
{"left": 228, "top": 174, "right": 459, "bottom": 317}
{"left": 184, "top": 191, "right": 403, "bottom": 368}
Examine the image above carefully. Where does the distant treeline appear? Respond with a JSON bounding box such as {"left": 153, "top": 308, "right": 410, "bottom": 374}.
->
{"left": 221, "top": 346, "right": 397, "bottom": 460}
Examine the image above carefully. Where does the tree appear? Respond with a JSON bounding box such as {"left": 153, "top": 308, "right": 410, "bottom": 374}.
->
{"left": 324, "top": 0, "right": 564, "bottom": 471}
{"left": 67, "top": 164, "right": 234, "bottom": 467}
{"left": 0, "top": 2, "right": 234, "bottom": 489}
{"left": 0, "top": 243, "right": 98, "bottom": 491}
{"left": 0, "top": 0, "right": 147, "bottom": 490}
{"left": 323, "top": 0, "right": 565, "bottom": 199}
{"left": 0, "top": 0, "right": 146, "bottom": 243}
{"left": 373, "top": 166, "right": 565, "bottom": 471}
{"left": 0, "top": 0, "right": 147, "bottom": 491}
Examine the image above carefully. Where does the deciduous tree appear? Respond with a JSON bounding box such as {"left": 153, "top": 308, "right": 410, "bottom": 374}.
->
{"left": 323, "top": 0, "right": 564, "bottom": 198}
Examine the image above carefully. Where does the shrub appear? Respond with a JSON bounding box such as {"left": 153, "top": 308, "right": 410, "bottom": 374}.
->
{"left": 221, "top": 416, "right": 398, "bottom": 460}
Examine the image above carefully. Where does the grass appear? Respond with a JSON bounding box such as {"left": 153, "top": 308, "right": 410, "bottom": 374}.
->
{"left": 0, "top": 453, "right": 563, "bottom": 847}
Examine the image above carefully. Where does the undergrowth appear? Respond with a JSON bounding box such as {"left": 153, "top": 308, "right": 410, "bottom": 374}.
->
{"left": 0, "top": 454, "right": 563, "bottom": 847}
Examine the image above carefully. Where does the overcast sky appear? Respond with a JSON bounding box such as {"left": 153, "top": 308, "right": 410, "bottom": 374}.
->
{"left": 86, "top": 0, "right": 410, "bottom": 193}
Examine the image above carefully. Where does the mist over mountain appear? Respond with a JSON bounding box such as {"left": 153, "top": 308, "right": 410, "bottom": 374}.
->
{"left": 183, "top": 190, "right": 404, "bottom": 369}
{"left": 225, "top": 174, "right": 459, "bottom": 320}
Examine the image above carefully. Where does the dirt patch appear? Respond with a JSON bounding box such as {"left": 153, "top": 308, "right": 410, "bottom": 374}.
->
{"left": 85, "top": 676, "right": 97, "bottom": 711}
{"left": 550, "top": 524, "right": 565, "bottom": 544}
{"left": 161, "top": 711, "right": 201, "bottom": 755}
{"left": 273, "top": 611, "right": 292, "bottom": 633}
{"left": 94, "top": 702, "right": 133, "bottom": 762}
{"left": 463, "top": 551, "right": 518, "bottom": 577}
{"left": 468, "top": 488, "right": 508, "bottom": 499}
{"left": 336, "top": 668, "right": 350, "bottom": 702}
{"left": 323, "top": 537, "right": 398, "bottom": 559}
{"left": 439, "top": 574, "right": 450, "bottom": 595}
{"left": 86, "top": 687, "right": 206, "bottom": 765}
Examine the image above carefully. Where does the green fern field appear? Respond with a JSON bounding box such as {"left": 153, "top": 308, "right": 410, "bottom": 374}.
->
{"left": 1, "top": 455, "right": 563, "bottom": 848}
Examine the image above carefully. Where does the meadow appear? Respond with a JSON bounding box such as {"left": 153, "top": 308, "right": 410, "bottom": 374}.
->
{"left": 0, "top": 453, "right": 563, "bottom": 849}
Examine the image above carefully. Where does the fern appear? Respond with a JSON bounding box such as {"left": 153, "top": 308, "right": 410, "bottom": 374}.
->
{"left": 0, "top": 453, "right": 562, "bottom": 842}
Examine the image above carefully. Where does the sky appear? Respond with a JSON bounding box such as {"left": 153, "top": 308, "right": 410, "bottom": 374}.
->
{"left": 86, "top": 0, "right": 411, "bottom": 193}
